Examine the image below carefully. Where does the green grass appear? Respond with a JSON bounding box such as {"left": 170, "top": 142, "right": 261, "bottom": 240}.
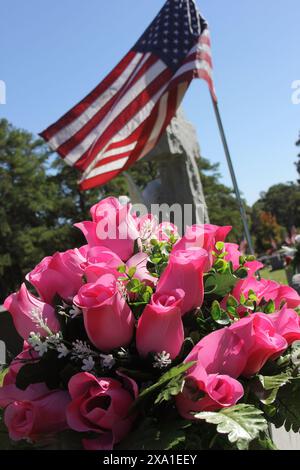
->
{"left": 260, "top": 268, "right": 288, "bottom": 285}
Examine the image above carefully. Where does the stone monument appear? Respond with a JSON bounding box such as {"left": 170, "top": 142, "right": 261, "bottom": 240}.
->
{"left": 141, "top": 108, "right": 209, "bottom": 230}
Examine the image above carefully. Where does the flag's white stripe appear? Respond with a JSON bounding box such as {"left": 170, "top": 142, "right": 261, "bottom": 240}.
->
{"left": 189, "top": 43, "right": 212, "bottom": 56}
{"left": 82, "top": 83, "right": 168, "bottom": 178}
{"left": 119, "top": 52, "right": 151, "bottom": 96}
{"left": 101, "top": 143, "right": 136, "bottom": 159}
{"left": 66, "top": 59, "right": 166, "bottom": 165}
{"left": 138, "top": 81, "right": 189, "bottom": 162}
{"left": 48, "top": 53, "right": 144, "bottom": 151}
{"left": 173, "top": 60, "right": 213, "bottom": 81}
{"left": 86, "top": 157, "right": 129, "bottom": 180}
{"left": 138, "top": 91, "right": 169, "bottom": 160}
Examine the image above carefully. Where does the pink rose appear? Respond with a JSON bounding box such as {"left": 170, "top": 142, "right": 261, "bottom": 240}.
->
{"left": 74, "top": 274, "right": 134, "bottom": 351}
{"left": 26, "top": 247, "right": 87, "bottom": 304}
{"left": 126, "top": 252, "right": 157, "bottom": 287}
{"left": 186, "top": 326, "right": 251, "bottom": 378}
{"left": 174, "top": 224, "right": 231, "bottom": 270}
{"left": 274, "top": 285, "right": 300, "bottom": 309}
{"left": 75, "top": 197, "right": 139, "bottom": 261}
{"left": 83, "top": 246, "right": 122, "bottom": 283}
{"left": 224, "top": 243, "right": 242, "bottom": 270}
{"left": 136, "top": 289, "right": 185, "bottom": 360}
{"left": 231, "top": 314, "right": 288, "bottom": 376}
{"left": 156, "top": 248, "right": 208, "bottom": 315}
{"left": 269, "top": 306, "right": 300, "bottom": 344}
{"left": 254, "top": 280, "right": 300, "bottom": 310}
{"left": 4, "top": 284, "right": 60, "bottom": 340}
{"left": 223, "top": 245, "right": 264, "bottom": 274}
{"left": 155, "top": 222, "right": 179, "bottom": 242}
{"left": 0, "top": 383, "right": 70, "bottom": 442}
{"left": 176, "top": 363, "right": 244, "bottom": 418}
{"left": 244, "top": 260, "right": 264, "bottom": 277}
{"left": 3, "top": 342, "right": 38, "bottom": 386}
{"left": 232, "top": 277, "right": 269, "bottom": 305}
{"left": 66, "top": 372, "right": 137, "bottom": 450}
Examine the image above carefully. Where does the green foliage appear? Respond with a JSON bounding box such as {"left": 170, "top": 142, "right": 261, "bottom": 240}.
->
{"left": 252, "top": 183, "right": 300, "bottom": 245}
{"left": 195, "top": 404, "right": 268, "bottom": 450}
{"left": 130, "top": 362, "right": 195, "bottom": 413}
{"left": 117, "top": 416, "right": 187, "bottom": 450}
{"left": 197, "top": 158, "right": 249, "bottom": 243}
{"left": 254, "top": 372, "right": 292, "bottom": 405}
{"left": 266, "top": 378, "right": 300, "bottom": 432}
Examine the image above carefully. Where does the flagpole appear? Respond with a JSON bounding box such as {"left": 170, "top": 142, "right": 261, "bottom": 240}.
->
{"left": 210, "top": 93, "right": 255, "bottom": 255}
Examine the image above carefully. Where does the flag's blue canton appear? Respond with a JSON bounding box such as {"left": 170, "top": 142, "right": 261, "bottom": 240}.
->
{"left": 133, "top": 0, "right": 207, "bottom": 72}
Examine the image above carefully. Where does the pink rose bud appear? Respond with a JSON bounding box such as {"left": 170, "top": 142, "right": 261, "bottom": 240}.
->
{"left": 67, "top": 372, "right": 137, "bottom": 450}
{"left": 176, "top": 363, "right": 244, "bottom": 419}
{"left": 26, "top": 248, "right": 86, "bottom": 304}
{"left": 231, "top": 313, "right": 288, "bottom": 377}
{"left": 74, "top": 274, "right": 134, "bottom": 351}
{"left": 126, "top": 252, "right": 157, "bottom": 287}
{"left": 275, "top": 285, "right": 300, "bottom": 309}
{"left": 156, "top": 248, "right": 208, "bottom": 315}
{"left": 0, "top": 383, "right": 70, "bottom": 442}
{"left": 174, "top": 224, "right": 232, "bottom": 270}
{"left": 4, "top": 283, "right": 60, "bottom": 340}
{"left": 186, "top": 327, "right": 251, "bottom": 379}
{"left": 75, "top": 197, "right": 139, "bottom": 261}
{"left": 136, "top": 289, "right": 185, "bottom": 360}
{"left": 268, "top": 306, "right": 300, "bottom": 345}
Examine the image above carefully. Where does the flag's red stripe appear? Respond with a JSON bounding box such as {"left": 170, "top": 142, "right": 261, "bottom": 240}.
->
{"left": 80, "top": 105, "right": 160, "bottom": 190}
{"left": 80, "top": 169, "right": 122, "bottom": 190}
{"left": 40, "top": 51, "right": 136, "bottom": 141}
{"left": 75, "top": 67, "right": 172, "bottom": 172}
{"left": 56, "top": 54, "right": 158, "bottom": 158}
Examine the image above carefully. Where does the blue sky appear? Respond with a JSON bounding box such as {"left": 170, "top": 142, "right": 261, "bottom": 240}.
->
{"left": 1, "top": 0, "right": 299, "bottom": 204}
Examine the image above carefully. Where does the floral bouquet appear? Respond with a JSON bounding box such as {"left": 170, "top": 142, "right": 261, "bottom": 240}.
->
{"left": 1, "top": 197, "right": 300, "bottom": 451}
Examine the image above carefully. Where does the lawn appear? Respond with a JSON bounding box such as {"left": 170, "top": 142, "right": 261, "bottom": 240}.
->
{"left": 260, "top": 268, "right": 288, "bottom": 285}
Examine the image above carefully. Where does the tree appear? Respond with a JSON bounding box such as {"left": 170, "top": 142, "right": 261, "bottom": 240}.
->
{"left": 253, "top": 183, "right": 300, "bottom": 231}
{"left": 197, "top": 158, "right": 248, "bottom": 243}
{"left": 251, "top": 210, "right": 285, "bottom": 254}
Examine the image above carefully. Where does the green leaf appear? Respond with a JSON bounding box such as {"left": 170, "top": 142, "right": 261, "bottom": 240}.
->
{"left": 267, "top": 378, "right": 300, "bottom": 432}
{"left": 211, "top": 300, "right": 221, "bottom": 321}
{"left": 235, "top": 267, "right": 249, "bottom": 279}
{"left": 117, "top": 416, "right": 186, "bottom": 450}
{"left": 255, "top": 372, "right": 292, "bottom": 405}
{"left": 204, "top": 271, "right": 238, "bottom": 297}
{"left": 117, "top": 265, "right": 126, "bottom": 273}
{"left": 215, "top": 241, "right": 225, "bottom": 251}
{"left": 227, "top": 295, "right": 239, "bottom": 308}
{"left": 130, "top": 362, "right": 195, "bottom": 413}
{"left": 264, "top": 300, "right": 276, "bottom": 314}
{"left": 195, "top": 404, "right": 268, "bottom": 450}
{"left": 127, "top": 266, "right": 136, "bottom": 278}
{"left": 259, "top": 372, "right": 292, "bottom": 391}
{"left": 155, "top": 375, "right": 185, "bottom": 405}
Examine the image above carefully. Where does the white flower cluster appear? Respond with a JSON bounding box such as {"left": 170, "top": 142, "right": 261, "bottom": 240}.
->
{"left": 28, "top": 331, "right": 63, "bottom": 357}
{"left": 27, "top": 332, "right": 117, "bottom": 373}
{"left": 30, "top": 308, "right": 53, "bottom": 336}
{"left": 153, "top": 351, "right": 172, "bottom": 369}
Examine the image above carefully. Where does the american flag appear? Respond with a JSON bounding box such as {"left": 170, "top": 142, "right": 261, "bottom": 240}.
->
{"left": 40, "top": 0, "right": 216, "bottom": 190}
